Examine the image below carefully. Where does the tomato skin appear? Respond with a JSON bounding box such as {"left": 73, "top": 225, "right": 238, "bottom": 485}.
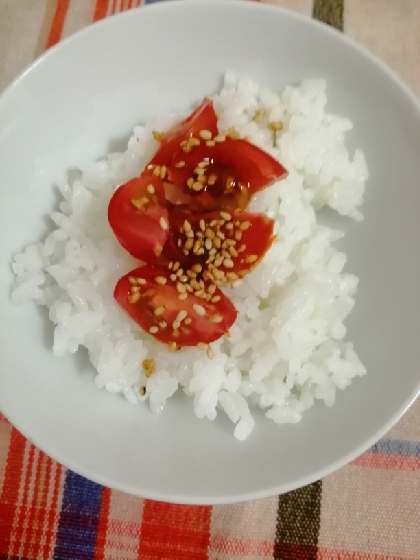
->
{"left": 151, "top": 98, "right": 218, "bottom": 167}
{"left": 165, "top": 210, "right": 276, "bottom": 281}
{"left": 114, "top": 265, "right": 237, "bottom": 346}
{"left": 167, "top": 138, "right": 287, "bottom": 212}
{"left": 108, "top": 174, "right": 169, "bottom": 262}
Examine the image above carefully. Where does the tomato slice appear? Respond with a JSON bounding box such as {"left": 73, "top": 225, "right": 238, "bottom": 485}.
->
{"left": 114, "top": 265, "right": 237, "bottom": 347}
{"left": 166, "top": 138, "right": 287, "bottom": 212}
{"left": 165, "top": 209, "right": 276, "bottom": 285}
{"left": 108, "top": 173, "right": 169, "bottom": 262}
{"left": 151, "top": 98, "right": 218, "bottom": 167}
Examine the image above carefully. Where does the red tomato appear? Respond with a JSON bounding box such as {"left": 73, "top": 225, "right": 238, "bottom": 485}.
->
{"left": 151, "top": 98, "right": 218, "bottom": 167}
{"left": 108, "top": 173, "right": 169, "bottom": 262}
{"left": 166, "top": 138, "right": 287, "bottom": 212}
{"left": 165, "top": 210, "right": 276, "bottom": 284}
{"left": 114, "top": 265, "right": 237, "bottom": 347}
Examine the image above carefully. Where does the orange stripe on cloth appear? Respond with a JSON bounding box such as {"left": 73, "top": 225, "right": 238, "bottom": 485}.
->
{"left": 94, "top": 0, "right": 111, "bottom": 21}
{"left": 0, "top": 428, "right": 27, "bottom": 554}
{"left": 352, "top": 452, "right": 420, "bottom": 471}
{"left": 45, "top": 0, "right": 71, "bottom": 49}
{"left": 138, "top": 501, "right": 212, "bottom": 560}
{"left": 317, "top": 549, "right": 415, "bottom": 560}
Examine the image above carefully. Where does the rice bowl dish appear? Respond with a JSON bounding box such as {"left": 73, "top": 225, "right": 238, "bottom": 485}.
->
{"left": 11, "top": 74, "right": 368, "bottom": 440}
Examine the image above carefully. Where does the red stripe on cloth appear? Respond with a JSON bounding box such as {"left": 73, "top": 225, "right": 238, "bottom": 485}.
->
{"left": 45, "top": 0, "right": 71, "bottom": 49}
{"left": 138, "top": 501, "right": 212, "bottom": 560}
{"left": 94, "top": 0, "right": 110, "bottom": 21}
{"left": 94, "top": 486, "right": 111, "bottom": 560}
{"left": 0, "top": 428, "right": 26, "bottom": 554}
{"left": 11, "top": 443, "right": 38, "bottom": 558}
{"left": 274, "top": 542, "right": 318, "bottom": 560}
{"left": 353, "top": 452, "right": 420, "bottom": 471}
{"left": 317, "top": 549, "right": 412, "bottom": 560}
{"left": 210, "top": 534, "right": 274, "bottom": 556}
{"left": 30, "top": 453, "right": 53, "bottom": 560}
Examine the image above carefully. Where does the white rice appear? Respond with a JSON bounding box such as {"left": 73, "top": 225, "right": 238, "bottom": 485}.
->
{"left": 11, "top": 74, "right": 368, "bottom": 440}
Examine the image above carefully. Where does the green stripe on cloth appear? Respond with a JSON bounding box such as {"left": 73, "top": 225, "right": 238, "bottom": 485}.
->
{"left": 274, "top": 480, "right": 322, "bottom": 559}
{"left": 313, "top": 0, "right": 344, "bottom": 30}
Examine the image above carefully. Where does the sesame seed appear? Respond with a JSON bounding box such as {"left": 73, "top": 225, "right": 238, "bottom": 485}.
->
{"left": 206, "top": 140, "right": 216, "bottom": 147}
{"left": 175, "top": 160, "right": 186, "bottom": 168}
{"left": 184, "top": 220, "right": 191, "bottom": 232}
{"left": 210, "top": 315, "right": 223, "bottom": 323}
{"left": 199, "top": 129, "right": 212, "bottom": 140}
{"left": 159, "top": 216, "right": 168, "bottom": 230}
{"left": 184, "top": 317, "right": 192, "bottom": 325}
{"left": 137, "top": 278, "right": 146, "bottom": 284}
{"left": 246, "top": 255, "right": 258, "bottom": 263}
{"left": 211, "top": 295, "right": 221, "bottom": 303}
{"left": 176, "top": 268, "right": 184, "bottom": 277}
{"left": 226, "top": 223, "right": 233, "bottom": 230}
{"left": 214, "top": 134, "right": 226, "bottom": 143}
{"left": 149, "top": 326, "right": 158, "bottom": 334}
{"left": 195, "top": 167, "right": 205, "bottom": 176}
{"left": 208, "top": 284, "right": 216, "bottom": 294}
{"left": 152, "top": 130, "right": 164, "bottom": 141}
{"left": 185, "top": 284, "right": 193, "bottom": 293}
{"left": 159, "top": 321, "right": 167, "bottom": 328}
{"left": 240, "top": 221, "right": 251, "bottom": 231}
{"left": 229, "top": 246, "right": 238, "bottom": 257}
{"left": 235, "top": 230, "right": 242, "bottom": 241}
{"left": 185, "top": 230, "right": 194, "bottom": 238}
{"left": 146, "top": 184, "right": 155, "bottom": 194}
{"left": 190, "top": 137, "right": 200, "bottom": 146}
{"left": 172, "top": 321, "right": 180, "bottom": 331}
{"left": 205, "top": 238, "right": 213, "bottom": 251}
{"left": 197, "top": 248, "right": 205, "bottom": 255}
{"left": 191, "top": 264, "right": 202, "bottom": 273}
{"left": 207, "top": 347, "right": 214, "bottom": 359}
{"left": 152, "top": 166, "right": 161, "bottom": 177}
{"left": 238, "top": 244, "right": 246, "bottom": 252}
{"left": 192, "top": 304, "right": 206, "bottom": 316}
{"left": 170, "top": 274, "right": 177, "bottom": 281}
{"left": 197, "top": 175, "right": 207, "bottom": 184}
{"left": 155, "top": 276, "right": 167, "bottom": 284}
{"left": 176, "top": 282, "right": 186, "bottom": 293}
{"left": 184, "top": 237, "right": 194, "bottom": 250}
{"left": 128, "top": 276, "right": 137, "bottom": 284}
{"left": 176, "top": 310, "right": 187, "bottom": 323}
{"left": 268, "top": 120, "right": 283, "bottom": 131}
{"left": 192, "top": 181, "right": 203, "bottom": 191}
{"left": 207, "top": 174, "right": 217, "bottom": 186}
{"left": 220, "top": 211, "right": 231, "bottom": 221}
{"left": 197, "top": 342, "right": 208, "bottom": 350}
{"left": 178, "top": 293, "right": 188, "bottom": 300}
{"left": 168, "top": 342, "right": 177, "bottom": 351}
{"left": 154, "top": 244, "right": 162, "bottom": 257}
{"left": 179, "top": 275, "right": 188, "bottom": 283}
{"left": 187, "top": 178, "right": 194, "bottom": 188}
{"left": 198, "top": 161, "right": 209, "bottom": 168}
{"left": 128, "top": 292, "right": 140, "bottom": 304}
{"left": 193, "top": 240, "right": 202, "bottom": 253}
{"left": 232, "top": 279, "right": 242, "bottom": 288}
{"left": 160, "top": 165, "right": 167, "bottom": 179}
{"left": 154, "top": 306, "right": 165, "bottom": 316}
{"left": 214, "top": 255, "right": 224, "bottom": 267}
{"left": 173, "top": 262, "right": 180, "bottom": 271}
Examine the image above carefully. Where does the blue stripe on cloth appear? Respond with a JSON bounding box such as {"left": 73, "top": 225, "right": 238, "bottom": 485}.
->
{"left": 144, "top": 0, "right": 167, "bottom": 4}
{"left": 53, "top": 471, "right": 103, "bottom": 560}
{"left": 370, "top": 439, "right": 420, "bottom": 457}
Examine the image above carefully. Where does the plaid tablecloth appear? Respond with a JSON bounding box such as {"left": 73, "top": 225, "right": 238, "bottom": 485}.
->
{"left": 0, "top": 1, "right": 419, "bottom": 559}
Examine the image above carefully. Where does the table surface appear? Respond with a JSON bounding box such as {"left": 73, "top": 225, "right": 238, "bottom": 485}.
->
{"left": 0, "top": 1, "right": 419, "bottom": 559}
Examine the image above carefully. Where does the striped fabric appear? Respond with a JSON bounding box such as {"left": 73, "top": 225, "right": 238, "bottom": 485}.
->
{"left": 0, "top": 1, "right": 419, "bottom": 559}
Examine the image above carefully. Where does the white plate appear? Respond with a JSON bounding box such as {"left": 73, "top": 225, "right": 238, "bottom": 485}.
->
{"left": 0, "top": 1, "right": 419, "bottom": 504}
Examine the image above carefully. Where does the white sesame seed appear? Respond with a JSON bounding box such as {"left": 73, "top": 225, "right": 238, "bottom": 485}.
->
{"left": 214, "top": 134, "right": 226, "bottom": 143}
{"left": 205, "top": 238, "right": 213, "bottom": 251}
{"left": 178, "top": 293, "right": 188, "bottom": 300}
{"left": 175, "top": 160, "right": 186, "bottom": 168}
{"left": 176, "top": 310, "right": 187, "bottom": 323}
{"left": 206, "top": 140, "right": 216, "bottom": 147}
{"left": 137, "top": 278, "right": 146, "bottom": 284}
{"left": 199, "top": 129, "right": 212, "bottom": 140}
{"left": 128, "top": 292, "right": 140, "bottom": 304}
{"left": 223, "top": 258, "right": 234, "bottom": 268}
{"left": 210, "top": 315, "right": 223, "bottom": 323}
{"left": 232, "top": 279, "right": 242, "bottom": 288}
{"left": 199, "top": 219, "right": 206, "bottom": 231}
{"left": 154, "top": 306, "right": 165, "bottom": 316}
{"left": 211, "top": 295, "right": 221, "bottom": 303}
{"left": 220, "top": 211, "right": 231, "bottom": 221}
{"left": 155, "top": 276, "right": 167, "bottom": 284}
{"left": 159, "top": 216, "right": 168, "bottom": 230}
{"left": 197, "top": 342, "right": 208, "bottom": 350}
{"left": 192, "top": 304, "right": 206, "bottom": 316}
{"left": 159, "top": 321, "right": 167, "bottom": 328}
{"left": 184, "top": 220, "right": 191, "bottom": 232}
{"left": 146, "top": 184, "right": 155, "bottom": 194}
{"left": 240, "top": 220, "right": 251, "bottom": 231}
{"left": 149, "top": 326, "right": 158, "bottom": 334}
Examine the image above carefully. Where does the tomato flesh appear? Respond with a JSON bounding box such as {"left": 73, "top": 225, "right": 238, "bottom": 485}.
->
{"left": 108, "top": 173, "right": 169, "bottom": 262}
{"left": 151, "top": 98, "right": 218, "bottom": 167}
{"left": 167, "top": 138, "right": 287, "bottom": 212}
{"left": 165, "top": 210, "right": 276, "bottom": 284}
{"left": 114, "top": 265, "right": 237, "bottom": 347}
